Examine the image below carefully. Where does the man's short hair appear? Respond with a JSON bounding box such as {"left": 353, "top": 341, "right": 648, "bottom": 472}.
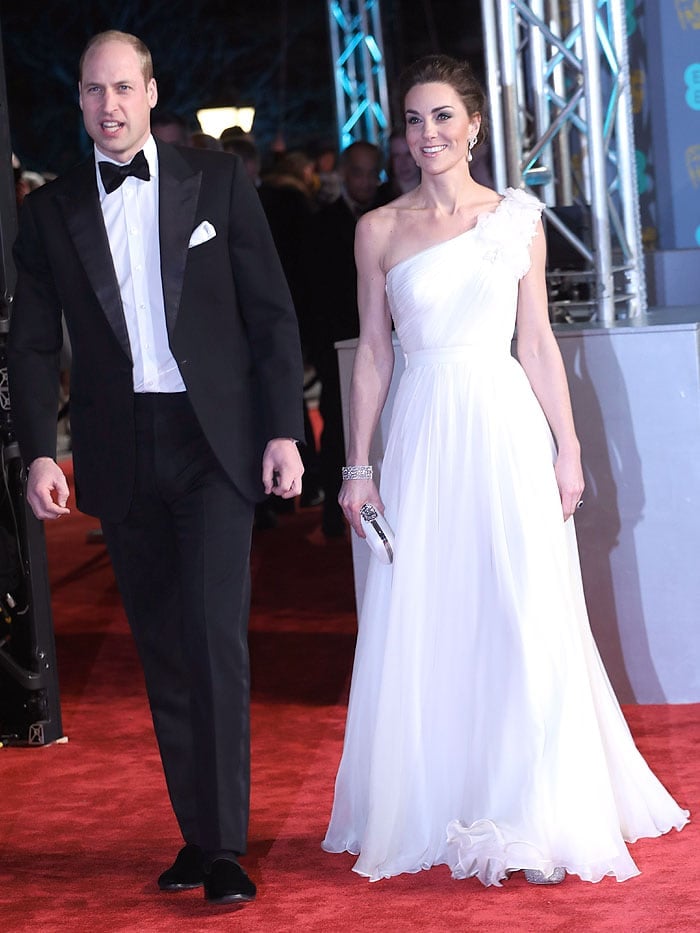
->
{"left": 79, "top": 30, "right": 153, "bottom": 86}
{"left": 339, "top": 140, "right": 383, "bottom": 171}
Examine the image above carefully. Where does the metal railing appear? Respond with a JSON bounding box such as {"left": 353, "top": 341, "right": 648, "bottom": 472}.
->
{"left": 327, "top": 0, "right": 391, "bottom": 151}
{"left": 482, "top": 0, "right": 645, "bottom": 322}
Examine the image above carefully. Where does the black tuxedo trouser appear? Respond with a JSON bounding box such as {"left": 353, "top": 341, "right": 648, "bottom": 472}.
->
{"left": 101, "top": 393, "right": 254, "bottom": 854}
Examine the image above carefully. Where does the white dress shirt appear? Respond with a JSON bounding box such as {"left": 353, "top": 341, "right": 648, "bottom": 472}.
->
{"left": 95, "top": 134, "right": 186, "bottom": 393}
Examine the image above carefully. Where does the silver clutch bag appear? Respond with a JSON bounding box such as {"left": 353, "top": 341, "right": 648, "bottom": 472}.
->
{"left": 359, "top": 503, "right": 395, "bottom": 564}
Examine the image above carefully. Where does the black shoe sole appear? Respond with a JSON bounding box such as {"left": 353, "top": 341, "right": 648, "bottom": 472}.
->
{"left": 159, "top": 880, "right": 204, "bottom": 891}
{"left": 205, "top": 892, "right": 256, "bottom": 906}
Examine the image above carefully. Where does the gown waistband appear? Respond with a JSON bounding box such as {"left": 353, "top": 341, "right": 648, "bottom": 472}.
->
{"left": 405, "top": 345, "right": 509, "bottom": 366}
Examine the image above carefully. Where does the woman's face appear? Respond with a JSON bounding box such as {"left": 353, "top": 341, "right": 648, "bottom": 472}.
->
{"left": 404, "top": 82, "right": 479, "bottom": 176}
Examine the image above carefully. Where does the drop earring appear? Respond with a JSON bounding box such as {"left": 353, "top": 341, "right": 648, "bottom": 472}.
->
{"left": 467, "top": 136, "right": 477, "bottom": 162}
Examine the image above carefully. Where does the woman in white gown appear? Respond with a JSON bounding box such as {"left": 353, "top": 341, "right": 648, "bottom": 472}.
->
{"left": 321, "top": 55, "right": 688, "bottom": 886}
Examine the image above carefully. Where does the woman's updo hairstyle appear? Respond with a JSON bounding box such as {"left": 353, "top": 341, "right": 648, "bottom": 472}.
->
{"left": 399, "top": 55, "right": 488, "bottom": 149}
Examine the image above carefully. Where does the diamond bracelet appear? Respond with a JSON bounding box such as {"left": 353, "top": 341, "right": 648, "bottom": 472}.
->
{"left": 341, "top": 465, "right": 373, "bottom": 481}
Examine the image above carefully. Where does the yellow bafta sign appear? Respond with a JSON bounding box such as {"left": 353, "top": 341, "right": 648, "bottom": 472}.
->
{"left": 675, "top": 0, "right": 700, "bottom": 30}
{"left": 630, "top": 69, "right": 645, "bottom": 115}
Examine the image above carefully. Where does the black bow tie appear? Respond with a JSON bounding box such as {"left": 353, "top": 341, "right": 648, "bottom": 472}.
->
{"left": 98, "top": 150, "right": 150, "bottom": 193}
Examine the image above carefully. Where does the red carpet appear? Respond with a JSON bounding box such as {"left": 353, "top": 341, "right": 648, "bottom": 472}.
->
{"left": 0, "top": 465, "right": 697, "bottom": 932}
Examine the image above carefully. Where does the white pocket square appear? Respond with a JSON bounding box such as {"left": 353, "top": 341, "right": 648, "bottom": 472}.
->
{"left": 188, "top": 220, "right": 216, "bottom": 248}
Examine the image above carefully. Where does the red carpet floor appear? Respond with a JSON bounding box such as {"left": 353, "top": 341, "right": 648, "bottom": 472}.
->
{"left": 0, "top": 468, "right": 697, "bottom": 932}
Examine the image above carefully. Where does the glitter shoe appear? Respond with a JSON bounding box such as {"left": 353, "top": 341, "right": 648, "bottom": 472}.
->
{"left": 524, "top": 867, "right": 566, "bottom": 885}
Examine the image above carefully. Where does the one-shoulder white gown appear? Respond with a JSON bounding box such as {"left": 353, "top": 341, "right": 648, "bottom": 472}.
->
{"left": 322, "top": 188, "right": 689, "bottom": 885}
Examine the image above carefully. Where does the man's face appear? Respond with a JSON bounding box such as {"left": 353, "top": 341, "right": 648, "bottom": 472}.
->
{"left": 343, "top": 150, "right": 380, "bottom": 208}
{"left": 390, "top": 137, "right": 419, "bottom": 187}
{"left": 79, "top": 39, "right": 157, "bottom": 163}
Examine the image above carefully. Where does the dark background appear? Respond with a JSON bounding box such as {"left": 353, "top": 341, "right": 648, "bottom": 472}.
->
{"left": 2, "top": 0, "right": 484, "bottom": 173}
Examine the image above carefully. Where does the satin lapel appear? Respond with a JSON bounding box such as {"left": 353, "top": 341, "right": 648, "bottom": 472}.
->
{"left": 55, "top": 162, "right": 132, "bottom": 360}
{"left": 156, "top": 142, "right": 202, "bottom": 335}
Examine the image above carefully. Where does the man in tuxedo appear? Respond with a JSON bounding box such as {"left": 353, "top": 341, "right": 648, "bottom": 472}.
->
{"left": 8, "top": 31, "right": 304, "bottom": 908}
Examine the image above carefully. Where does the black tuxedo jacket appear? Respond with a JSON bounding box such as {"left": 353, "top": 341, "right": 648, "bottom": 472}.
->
{"left": 8, "top": 141, "right": 305, "bottom": 521}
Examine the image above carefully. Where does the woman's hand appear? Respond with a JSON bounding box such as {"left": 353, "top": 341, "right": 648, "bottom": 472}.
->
{"left": 554, "top": 448, "right": 585, "bottom": 522}
{"left": 338, "top": 478, "right": 385, "bottom": 537}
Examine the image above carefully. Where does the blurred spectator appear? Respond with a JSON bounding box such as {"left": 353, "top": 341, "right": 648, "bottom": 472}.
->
{"left": 151, "top": 110, "right": 190, "bottom": 145}
{"left": 220, "top": 125, "right": 254, "bottom": 148}
{"left": 261, "top": 151, "right": 317, "bottom": 201}
{"left": 57, "top": 316, "right": 72, "bottom": 455}
{"left": 314, "top": 141, "right": 342, "bottom": 205}
{"left": 13, "top": 159, "right": 70, "bottom": 451}
{"left": 258, "top": 151, "right": 319, "bottom": 313}
{"left": 308, "top": 141, "right": 382, "bottom": 537}
{"left": 15, "top": 168, "right": 46, "bottom": 207}
{"left": 222, "top": 137, "right": 262, "bottom": 187}
{"left": 190, "top": 132, "right": 223, "bottom": 150}
{"left": 375, "top": 128, "right": 421, "bottom": 205}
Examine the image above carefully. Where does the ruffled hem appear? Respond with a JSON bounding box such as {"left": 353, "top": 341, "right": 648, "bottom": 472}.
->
{"left": 323, "top": 835, "right": 447, "bottom": 883}
{"left": 624, "top": 808, "right": 690, "bottom": 844}
{"left": 444, "top": 816, "right": 691, "bottom": 887}
{"left": 321, "top": 838, "right": 360, "bottom": 857}
{"left": 323, "top": 811, "right": 689, "bottom": 886}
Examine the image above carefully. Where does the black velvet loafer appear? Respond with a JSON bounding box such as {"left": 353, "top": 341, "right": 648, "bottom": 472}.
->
{"left": 203, "top": 858, "right": 256, "bottom": 906}
{"left": 157, "top": 843, "right": 204, "bottom": 891}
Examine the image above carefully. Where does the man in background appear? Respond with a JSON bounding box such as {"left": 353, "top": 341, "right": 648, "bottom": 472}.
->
{"left": 151, "top": 109, "right": 190, "bottom": 145}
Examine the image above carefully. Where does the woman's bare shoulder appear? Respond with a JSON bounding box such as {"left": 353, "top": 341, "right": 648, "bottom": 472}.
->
{"left": 355, "top": 204, "right": 400, "bottom": 259}
{"left": 357, "top": 203, "right": 399, "bottom": 235}
{"left": 356, "top": 198, "right": 421, "bottom": 265}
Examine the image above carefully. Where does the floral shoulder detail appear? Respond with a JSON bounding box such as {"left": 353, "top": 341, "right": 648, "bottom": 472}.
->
{"left": 504, "top": 186, "right": 545, "bottom": 211}
{"left": 476, "top": 187, "right": 545, "bottom": 279}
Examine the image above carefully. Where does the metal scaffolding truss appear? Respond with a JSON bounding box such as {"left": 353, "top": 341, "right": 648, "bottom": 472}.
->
{"left": 327, "top": 0, "right": 391, "bottom": 152}
{"left": 482, "top": 0, "right": 645, "bottom": 322}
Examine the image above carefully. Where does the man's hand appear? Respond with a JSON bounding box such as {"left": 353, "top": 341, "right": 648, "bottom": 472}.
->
{"left": 26, "top": 457, "right": 71, "bottom": 520}
{"left": 262, "top": 439, "right": 304, "bottom": 499}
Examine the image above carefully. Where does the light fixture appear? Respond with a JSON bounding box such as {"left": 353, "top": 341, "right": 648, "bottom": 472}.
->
{"left": 196, "top": 106, "right": 255, "bottom": 138}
